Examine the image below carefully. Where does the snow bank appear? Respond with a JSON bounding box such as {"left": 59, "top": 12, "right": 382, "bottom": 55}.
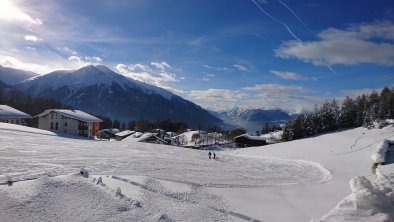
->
{"left": 371, "top": 140, "right": 390, "bottom": 164}
{"left": 314, "top": 172, "right": 394, "bottom": 222}
{"left": 0, "top": 173, "right": 149, "bottom": 222}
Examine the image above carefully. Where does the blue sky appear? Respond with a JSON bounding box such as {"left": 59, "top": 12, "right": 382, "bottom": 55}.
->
{"left": 0, "top": 0, "right": 393, "bottom": 112}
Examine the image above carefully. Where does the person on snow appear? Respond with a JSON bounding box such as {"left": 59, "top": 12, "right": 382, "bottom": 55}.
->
{"left": 213, "top": 152, "right": 216, "bottom": 159}
{"left": 208, "top": 151, "right": 212, "bottom": 159}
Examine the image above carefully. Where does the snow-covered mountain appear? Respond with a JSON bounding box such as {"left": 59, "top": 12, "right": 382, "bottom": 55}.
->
{"left": 15, "top": 65, "right": 222, "bottom": 127}
{"left": 214, "top": 106, "right": 294, "bottom": 131}
{"left": 0, "top": 65, "right": 38, "bottom": 85}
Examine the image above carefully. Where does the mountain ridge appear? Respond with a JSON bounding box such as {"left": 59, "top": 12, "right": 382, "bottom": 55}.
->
{"left": 13, "top": 65, "right": 222, "bottom": 128}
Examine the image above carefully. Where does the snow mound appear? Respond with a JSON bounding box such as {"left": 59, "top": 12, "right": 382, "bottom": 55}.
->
{"left": 0, "top": 173, "right": 152, "bottom": 222}
{"left": 314, "top": 173, "right": 394, "bottom": 222}
{"left": 0, "top": 122, "right": 56, "bottom": 136}
{"left": 371, "top": 139, "right": 392, "bottom": 164}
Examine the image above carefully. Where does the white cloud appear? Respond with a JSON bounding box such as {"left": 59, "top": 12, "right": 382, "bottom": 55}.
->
{"left": 63, "top": 47, "right": 78, "bottom": 56}
{"left": 0, "top": 55, "right": 51, "bottom": 74}
{"left": 201, "top": 73, "right": 215, "bottom": 82}
{"left": 68, "top": 55, "right": 82, "bottom": 63}
{"left": 151, "top": 61, "right": 171, "bottom": 70}
{"left": 67, "top": 55, "right": 102, "bottom": 65}
{"left": 233, "top": 64, "right": 250, "bottom": 72}
{"left": 341, "top": 87, "right": 384, "bottom": 98}
{"left": 270, "top": 70, "right": 303, "bottom": 80}
{"left": 276, "top": 21, "right": 394, "bottom": 66}
{"left": 0, "top": 0, "right": 42, "bottom": 26}
{"left": 243, "top": 83, "right": 306, "bottom": 95}
{"left": 24, "top": 35, "right": 42, "bottom": 42}
{"left": 189, "top": 89, "right": 248, "bottom": 101}
{"left": 202, "top": 64, "right": 229, "bottom": 71}
{"left": 114, "top": 61, "right": 180, "bottom": 88}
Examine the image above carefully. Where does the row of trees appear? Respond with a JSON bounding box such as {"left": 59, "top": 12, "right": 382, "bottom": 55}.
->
{"left": 282, "top": 86, "right": 394, "bottom": 141}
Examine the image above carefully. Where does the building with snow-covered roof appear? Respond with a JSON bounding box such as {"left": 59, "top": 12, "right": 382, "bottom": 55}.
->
{"left": 36, "top": 109, "right": 102, "bottom": 138}
{"left": 0, "top": 105, "right": 32, "bottom": 125}
{"left": 234, "top": 134, "right": 267, "bottom": 148}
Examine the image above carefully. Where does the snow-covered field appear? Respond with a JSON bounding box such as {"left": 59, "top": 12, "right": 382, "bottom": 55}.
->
{"left": 0, "top": 123, "right": 393, "bottom": 221}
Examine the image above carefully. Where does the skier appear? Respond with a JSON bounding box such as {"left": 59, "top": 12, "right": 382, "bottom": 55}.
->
{"left": 213, "top": 152, "right": 216, "bottom": 159}
{"left": 208, "top": 151, "right": 212, "bottom": 159}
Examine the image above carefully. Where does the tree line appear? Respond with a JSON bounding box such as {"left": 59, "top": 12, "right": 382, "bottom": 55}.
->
{"left": 282, "top": 86, "right": 394, "bottom": 141}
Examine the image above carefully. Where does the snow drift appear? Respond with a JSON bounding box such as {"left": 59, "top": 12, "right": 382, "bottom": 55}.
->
{"left": 371, "top": 139, "right": 392, "bottom": 164}
{"left": 315, "top": 169, "right": 394, "bottom": 222}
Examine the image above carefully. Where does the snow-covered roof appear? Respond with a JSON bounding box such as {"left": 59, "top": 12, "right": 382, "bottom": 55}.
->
{"left": 115, "top": 130, "right": 135, "bottom": 137}
{"left": 234, "top": 134, "right": 267, "bottom": 141}
{"left": 36, "top": 109, "right": 102, "bottom": 122}
{"left": 0, "top": 105, "right": 32, "bottom": 119}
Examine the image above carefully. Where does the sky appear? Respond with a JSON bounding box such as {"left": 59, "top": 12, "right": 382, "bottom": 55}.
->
{"left": 0, "top": 0, "right": 394, "bottom": 113}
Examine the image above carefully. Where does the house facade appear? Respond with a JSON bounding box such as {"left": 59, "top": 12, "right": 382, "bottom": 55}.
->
{"left": 0, "top": 105, "right": 32, "bottom": 125}
{"left": 36, "top": 109, "right": 102, "bottom": 138}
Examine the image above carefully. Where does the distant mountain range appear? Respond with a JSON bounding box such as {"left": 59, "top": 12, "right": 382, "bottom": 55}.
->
{"left": 0, "top": 65, "right": 222, "bottom": 128}
{"left": 0, "top": 65, "right": 38, "bottom": 85}
{"left": 211, "top": 106, "right": 295, "bottom": 131}
{"left": 1, "top": 65, "right": 296, "bottom": 130}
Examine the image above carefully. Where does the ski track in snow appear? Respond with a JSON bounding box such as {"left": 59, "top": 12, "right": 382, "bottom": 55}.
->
{"left": 337, "top": 129, "right": 394, "bottom": 155}
{"left": 108, "top": 175, "right": 263, "bottom": 221}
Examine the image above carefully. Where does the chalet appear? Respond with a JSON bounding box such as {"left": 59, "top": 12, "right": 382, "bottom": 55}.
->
{"left": 0, "top": 105, "right": 32, "bottom": 125}
{"left": 234, "top": 134, "right": 267, "bottom": 148}
{"left": 36, "top": 109, "right": 102, "bottom": 138}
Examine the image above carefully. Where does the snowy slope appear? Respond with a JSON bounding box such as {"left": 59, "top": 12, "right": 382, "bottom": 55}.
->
{"left": 1, "top": 123, "right": 394, "bottom": 221}
{"left": 216, "top": 126, "right": 394, "bottom": 221}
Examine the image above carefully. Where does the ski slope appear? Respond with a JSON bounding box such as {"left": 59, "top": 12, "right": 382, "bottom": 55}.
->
{"left": 0, "top": 123, "right": 393, "bottom": 221}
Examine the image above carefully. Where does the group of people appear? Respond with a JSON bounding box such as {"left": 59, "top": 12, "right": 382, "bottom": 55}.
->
{"left": 208, "top": 151, "right": 217, "bottom": 159}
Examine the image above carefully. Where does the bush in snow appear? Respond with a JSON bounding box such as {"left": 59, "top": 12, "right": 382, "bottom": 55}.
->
{"left": 80, "top": 168, "right": 89, "bottom": 178}
{"left": 116, "top": 187, "right": 122, "bottom": 196}
{"left": 6, "top": 175, "right": 12, "bottom": 186}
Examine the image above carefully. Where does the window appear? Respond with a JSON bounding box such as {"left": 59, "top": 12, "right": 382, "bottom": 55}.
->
{"left": 16, "top": 120, "right": 19, "bottom": 124}
{"left": 65, "top": 122, "right": 67, "bottom": 127}
{"left": 51, "top": 114, "right": 54, "bottom": 119}
{"left": 50, "top": 122, "right": 54, "bottom": 129}
{"left": 11, "top": 120, "right": 14, "bottom": 124}
{"left": 55, "top": 122, "right": 58, "bottom": 130}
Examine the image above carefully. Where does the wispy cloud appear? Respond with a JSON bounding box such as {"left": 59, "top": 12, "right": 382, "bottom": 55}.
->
{"left": 277, "top": 0, "right": 314, "bottom": 35}
{"left": 243, "top": 83, "right": 306, "bottom": 94}
{"left": 250, "top": 0, "right": 301, "bottom": 41}
{"left": 202, "top": 64, "right": 229, "bottom": 71}
{"left": 189, "top": 89, "right": 248, "bottom": 101}
{"left": 270, "top": 70, "right": 303, "bottom": 80}
{"left": 276, "top": 21, "right": 394, "bottom": 66}
{"left": 0, "top": 0, "right": 42, "bottom": 26}
{"left": 114, "top": 61, "right": 180, "bottom": 89}
{"left": 270, "top": 69, "right": 317, "bottom": 81}
{"left": 233, "top": 64, "right": 250, "bottom": 72}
